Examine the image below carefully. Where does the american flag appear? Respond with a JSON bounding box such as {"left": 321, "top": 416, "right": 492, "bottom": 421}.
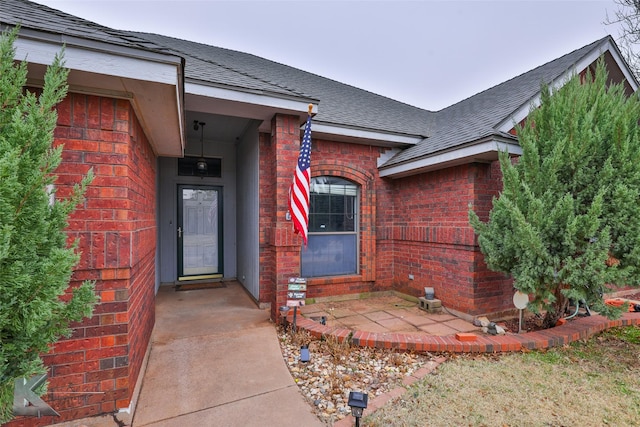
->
{"left": 289, "top": 114, "right": 313, "bottom": 245}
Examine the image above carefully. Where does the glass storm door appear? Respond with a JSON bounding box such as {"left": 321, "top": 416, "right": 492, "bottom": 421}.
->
{"left": 177, "top": 185, "right": 223, "bottom": 281}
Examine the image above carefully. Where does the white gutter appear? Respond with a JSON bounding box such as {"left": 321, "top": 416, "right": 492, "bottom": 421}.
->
{"left": 310, "top": 123, "right": 422, "bottom": 146}
{"left": 185, "top": 81, "right": 317, "bottom": 114}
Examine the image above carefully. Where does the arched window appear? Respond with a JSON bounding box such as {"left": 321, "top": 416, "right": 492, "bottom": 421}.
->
{"left": 301, "top": 176, "right": 359, "bottom": 277}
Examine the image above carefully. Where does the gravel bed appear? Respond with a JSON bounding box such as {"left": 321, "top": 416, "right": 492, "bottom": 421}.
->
{"left": 277, "top": 326, "right": 439, "bottom": 425}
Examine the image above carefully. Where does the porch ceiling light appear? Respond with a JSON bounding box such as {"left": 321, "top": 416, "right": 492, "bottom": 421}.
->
{"left": 193, "top": 120, "right": 207, "bottom": 176}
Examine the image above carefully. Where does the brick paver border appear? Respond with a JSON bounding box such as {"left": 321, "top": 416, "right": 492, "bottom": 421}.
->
{"left": 295, "top": 312, "right": 640, "bottom": 353}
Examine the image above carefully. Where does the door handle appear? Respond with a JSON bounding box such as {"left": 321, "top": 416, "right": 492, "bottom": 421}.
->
{"left": 177, "top": 226, "right": 182, "bottom": 238}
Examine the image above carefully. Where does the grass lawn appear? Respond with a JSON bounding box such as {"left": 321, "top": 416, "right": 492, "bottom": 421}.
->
{"left": 365, "top": 325, "right": 640, "bottom": 427}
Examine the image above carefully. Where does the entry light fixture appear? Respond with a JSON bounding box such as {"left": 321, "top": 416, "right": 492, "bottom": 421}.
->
{"left": 348, "top": 391, "right": 368, "bottom": 427}
{"left": 193, "top": 120, "right": 207, "bottom": 176}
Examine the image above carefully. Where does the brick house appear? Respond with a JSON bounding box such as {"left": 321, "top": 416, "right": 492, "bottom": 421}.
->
{"left": 2, "top": 0, "right": 638, "bottom": 424}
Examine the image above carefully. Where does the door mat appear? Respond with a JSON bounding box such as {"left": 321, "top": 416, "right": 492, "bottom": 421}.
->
{"left": 175, "top": 282, "right": 227, "bottom": 291}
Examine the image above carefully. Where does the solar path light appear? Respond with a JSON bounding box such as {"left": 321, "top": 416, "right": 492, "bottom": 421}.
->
{"left": 348, "top": 391, "right": 368, "bottom": 427}
{"left": 279, "top": 305, "right": 290, "bottom": 326}
{"left": 300, "top": 344, "right": 310, "bottom": 363}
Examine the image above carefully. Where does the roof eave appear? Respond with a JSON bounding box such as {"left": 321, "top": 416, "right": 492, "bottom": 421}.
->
{"left": 10, "top": 25, "right": 186, "bottom": 157}
{"left": 496, "top": 38, "right": 638, "bottom": 134}
{"left": 185, "top": 81, "right": 422, "bottom": 147}
{"left": 5, "top": 24, "right": 183, "bottom": 69}
{"left": 379, "top": 135, "right": 520, "bottom": 178}
{"left": 185, "top": 80, "right": 319, "bottom": 131}
{"left": 310, "top": 123, "right": 424, "bottom": 148}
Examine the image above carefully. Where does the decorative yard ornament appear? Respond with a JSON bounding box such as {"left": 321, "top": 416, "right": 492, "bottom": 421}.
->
{"left": 513, "top": 290, "right": 529, "bottom": 333}
{"left": 348, "top": 391, "right": 368, "bottom": 427}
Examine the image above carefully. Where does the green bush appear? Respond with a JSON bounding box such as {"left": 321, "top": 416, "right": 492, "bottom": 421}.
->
{"left": 0, "top": 27, "right": 97, "bottom": 422}
{"left": 470, "top": 60, "right": 640, "bottom": 328}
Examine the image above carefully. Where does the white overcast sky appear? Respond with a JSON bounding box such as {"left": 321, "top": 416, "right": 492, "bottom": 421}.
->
{"left": 31, "top": 0, "right": 630, "bottom": 111}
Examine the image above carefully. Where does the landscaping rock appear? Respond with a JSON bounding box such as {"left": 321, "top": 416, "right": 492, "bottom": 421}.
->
{"left": 474, "top": 316, "right": 491, "bottom": 327}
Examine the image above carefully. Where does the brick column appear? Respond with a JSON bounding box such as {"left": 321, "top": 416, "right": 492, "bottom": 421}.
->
{"left": 261, "top": 114, "right": 305, "bottom": 321}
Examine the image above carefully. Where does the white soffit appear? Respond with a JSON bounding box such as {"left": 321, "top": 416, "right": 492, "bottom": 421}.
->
{"left": 497, "top": 40, "right": 638, "bottom": 134}
{"left": 379, "top": 139, "right": 522, "bottom": 178}
{"left": 187, "top": 82, "right": 421, "bottom": 146}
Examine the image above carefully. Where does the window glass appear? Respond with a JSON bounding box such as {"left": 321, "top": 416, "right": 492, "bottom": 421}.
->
{"left": 301, "top": 234, "right": 357, "bottom": 277}
{"left": 302, "top": 177, "right": 358, "bottom": 277}
{"left": 308, "top": 177, "right": 357, "bottom": 233}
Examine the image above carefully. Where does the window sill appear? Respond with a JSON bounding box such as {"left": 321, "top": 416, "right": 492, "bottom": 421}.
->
{"left": 306, "top": 274, "right": 363, "bottom": 286}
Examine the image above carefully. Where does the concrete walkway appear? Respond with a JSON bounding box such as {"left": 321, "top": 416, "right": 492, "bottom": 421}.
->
{"left": 55, "top": 282, "right": 322, "bottom": 427}
{"left": 131, "top": 282, "right": 322, "bottom": 427}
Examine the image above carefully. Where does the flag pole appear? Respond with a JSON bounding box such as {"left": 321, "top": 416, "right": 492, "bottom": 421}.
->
{"left": 288, "top": 104, "right": 314, "bottom": 331}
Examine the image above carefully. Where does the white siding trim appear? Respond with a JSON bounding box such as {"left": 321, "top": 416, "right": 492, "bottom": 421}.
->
{"left": 311, "top": 123, "right": 422, "bottom": 146}
{"left": 185, "top": 82, "right": 315, "bottom": 113}
{"left": 379, "top": 139, "right": 521, "bottom": 178}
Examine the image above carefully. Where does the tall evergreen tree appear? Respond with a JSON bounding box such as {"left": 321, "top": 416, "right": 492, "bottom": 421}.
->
{"left": 469, "top": 60, "right": 640, "bottom": 329}
{"left": 0, "top": 28, "right": 97, "bottom": 422}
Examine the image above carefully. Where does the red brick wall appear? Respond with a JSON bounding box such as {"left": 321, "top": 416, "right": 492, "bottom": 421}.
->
{"left": 6, "top": 93, "right": 156, "bottom": 426}
{"left": 120, "top": 103, "right": 156, "bottom": 410}
{"left": 261, "top": 114, "right": 304, "bottom": 320}
{"left": 383, "top": 165, "right": 476, "bottom": 311}
{"left": 260, "top": 115, "right": 389, "bottom": 318}
{"left": 260, "top": 118, "right": 513, "bottom": 317}
{"left": 375, "top": 172, "right": 396, "bottom": 291}
{"left": 304, "top": 139, "right": 381, "bottom": 298}
{"left": 470, "top": 160, "right": 513, "bottom": 314}
{"left": 383, "top": 162, "right": 513, "bottom": 315}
